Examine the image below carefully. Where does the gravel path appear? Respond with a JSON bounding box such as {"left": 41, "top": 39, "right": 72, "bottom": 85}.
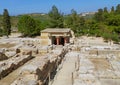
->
{"left": 50, "top": 51, "right": 78, "bottom": 85}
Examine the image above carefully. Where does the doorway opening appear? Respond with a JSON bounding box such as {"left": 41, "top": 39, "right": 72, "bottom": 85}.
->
{"left": 51, "top": 36, "right": 65, "bottom": 46}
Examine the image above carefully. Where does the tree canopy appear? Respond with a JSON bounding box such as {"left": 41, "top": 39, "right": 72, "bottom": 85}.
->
{"left": 18, "top": 15, "right": 36, "bottom": 37}
{"left": 48, "top": 5, "right": 64, "bottom": 28}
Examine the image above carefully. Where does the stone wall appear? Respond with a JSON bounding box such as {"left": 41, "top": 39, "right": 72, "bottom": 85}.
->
{"left": 0, "top": 54, "right": 32, "bottom": 79}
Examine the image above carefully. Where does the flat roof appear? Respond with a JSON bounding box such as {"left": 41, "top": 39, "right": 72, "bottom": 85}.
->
{"left": 41, "top": 28, "right": 71, "bottom": 33}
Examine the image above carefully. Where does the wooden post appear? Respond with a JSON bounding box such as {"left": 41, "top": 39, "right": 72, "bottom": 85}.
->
{"left": 64, "top": 37, "right": 67, "bottom": 44}
{"left": 97, "top": 50, "right": 98, "bottom": 56}
{"left": 72, "top": 72, "right": 74, "bottom": 85}
{"left": 48, "top": 72, "right": 51, "bottom": 84}
{"left": 78, "top": 55, "right": 80, "bottom": 71}
{"left": 56, "top": 56, "right": 58, "bottom": 70}
{"left": 75, "top": 62, "right": 76, "bottom": 70}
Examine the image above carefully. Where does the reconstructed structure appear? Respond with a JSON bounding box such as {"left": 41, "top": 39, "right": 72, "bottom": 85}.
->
{"left": 40, "top": 28, "right": 72, "bottom": 46}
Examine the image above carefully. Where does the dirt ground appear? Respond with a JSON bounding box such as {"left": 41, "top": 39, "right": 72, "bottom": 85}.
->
{"left": 100, "top": 79, "right": 120, "bottom": 85}
{"left": 89, "top": 58, "right": 111, "bottom": 71}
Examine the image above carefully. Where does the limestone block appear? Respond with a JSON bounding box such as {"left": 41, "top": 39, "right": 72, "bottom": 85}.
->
{"left": 0, "top": 48, "right": 5, "bottom": 53}
{"left": 20, "top": 47, "right": 32, "bottom": 55}
{"left": 78, "top": 74, "right": 96, "bottom": 84}
{"left": 5, "top": 51, "right": 16, "bottom": 58}
{"left": 11, "top": 74, "right": 39, "bottom": 85}
{"left": 73, "top": 79, "right": 86, "bottom": 85}
{"left": 96, "top": 70, "right": 117, "bottom": 79}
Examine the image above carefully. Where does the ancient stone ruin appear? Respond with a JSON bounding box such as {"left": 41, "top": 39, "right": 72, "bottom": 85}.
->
{"left": 0, "top": 36, "right": 120, "bottom": 85}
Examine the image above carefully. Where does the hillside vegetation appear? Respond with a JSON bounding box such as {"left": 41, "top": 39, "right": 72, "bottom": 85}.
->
{"left": 0, "top": 4, "right": 120, "bottom": 42}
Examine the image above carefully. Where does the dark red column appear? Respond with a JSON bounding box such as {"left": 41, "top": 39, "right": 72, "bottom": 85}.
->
{"left": 56, "top": 37, "right": 60, "bottom": 45}
{"left": 64, "top": 37, "right": 67, "bottom": 44}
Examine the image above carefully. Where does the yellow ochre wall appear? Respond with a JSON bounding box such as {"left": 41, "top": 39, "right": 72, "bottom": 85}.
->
{"left": 40, "top": 32, "right": 51, "bottom": 46}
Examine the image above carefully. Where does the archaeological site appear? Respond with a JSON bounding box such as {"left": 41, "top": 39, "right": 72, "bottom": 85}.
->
{"left": 0, "top": 28, "right": 120, "bottom": 85}
{"left": 1, "top": 1, "right": 120, "bottom": 85}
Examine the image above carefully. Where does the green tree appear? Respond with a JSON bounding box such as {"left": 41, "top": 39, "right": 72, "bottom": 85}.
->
{"left": 0, "top": 28, "right": 3, "bottom": 36}
{"left": 3, "top": 9, "right": 11, "bottom": 37}
{"left": 70, "top": 9, "right": 80, "bottom": 33}
{"left": 64, "top": 15, "right": 73, "bottom": 28}
{"left": 111, "top": 6, "right": 115, "bottom": 13}
{"left": 114, "top": 25, "right": 120, "bottom": 33}
{"left": 79, "top": 16, "right": 85, "bottom": 25}
{"left": 64, "top": 9, "right": 85, "bottom": 35}
{"left": 71, "top": 9, "right": 77, "bottom": 22}
{"left": 48, "top": 5, "right": 64, "bottom": 28}
{"left": 104, "top": 7, "right": 108, "bottom": 13}
{"left": 107, "top": 15, "right": 120, "bottom": 26}
{"left": 94, "top": 9, "right": 104, "bottom": 22}
{"left": 18, "top": 15, "right": 36, "bottom": 37}
{"left": 34, "top": 20, "right": 44, "bottom": 35}
{"left": 116, "top": 4, "right": 120, "bottom": 14}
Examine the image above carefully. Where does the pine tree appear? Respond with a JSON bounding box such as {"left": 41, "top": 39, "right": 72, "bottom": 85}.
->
{"left": 3, "top": 9, "right": 11, "bottom": 37}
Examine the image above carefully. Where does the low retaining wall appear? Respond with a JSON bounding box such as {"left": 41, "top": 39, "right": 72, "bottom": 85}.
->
{"left": 89, "top": 50, "right": 120, "bottom": 55}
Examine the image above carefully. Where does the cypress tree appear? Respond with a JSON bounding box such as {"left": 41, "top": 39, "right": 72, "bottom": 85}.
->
{"left": 111, "top": 6, "right": 115, "bottom": 13}
{"left": 3, "top": 9, "right": 11, "bottom": 37}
